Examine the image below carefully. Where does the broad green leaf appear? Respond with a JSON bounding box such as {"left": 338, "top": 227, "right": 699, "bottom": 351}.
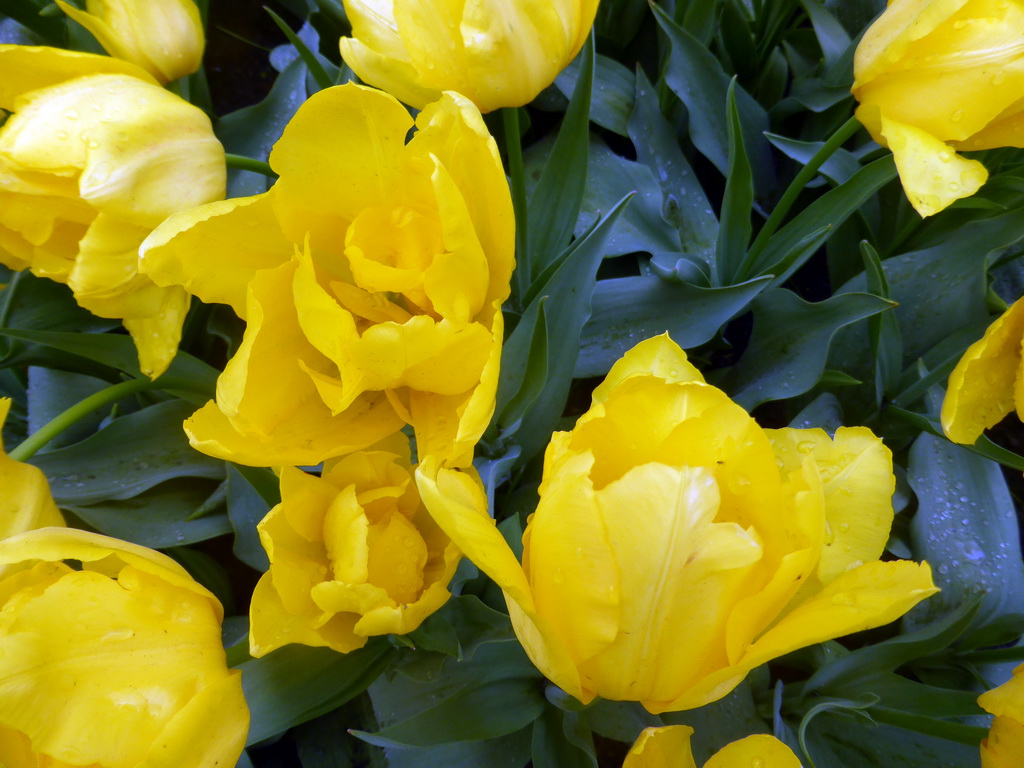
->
{"left": 265, "top": 8, "right": 336, "bottom": 91}
{"left": 29, "top": 400, "right": 224, "bottom": 504}
{"left": 629, "top": 69, "right": 718, "bottom": 265}
{"left": 0, "top": 0, "right": 64, "bottom": 42}
{"left": 26, "top": 368, "right": 108, "bottom": 450}
{"left": 64, "top": 480, "right": 232, "bottom": 548}
{"left": 720, "top": 289, "right": 893, "bottom": 409}
{"left": 555, "top": 53, "right": 634, "bottom": 136}
{"left": 381, "top": 729, "right": 533, "bottom": 768}
{"left": 575, "top": 275, "right": 771, "bottom": 379}
{"left": 800, "top": 0, "right": 852, "bottom": 67}
{"left": 531, "top": 706, "right": 597, "bottom": 768}
{"left": 525, "top": 35, "right": 593, "bottom": 276}
{"left": 907, "top": 433, "right": 1024, "bottom": 630}
{"left": 716, "top": 80, "right": 754, "bottom": 284}
{"left": 860, "top": 241, "right": 903, "bottom": 403}
{"left": 652, "top": 3, "right": 774, "bottom": 194}
{"left": 242, "top": 640, "right": 397, "bottom": 745}
{"left": 662, "top": 682, "right": 770, "bottom": 764}
{"left": 765, "top": 133, "right": 861, "bottom": 185}
{"left": 227, "top": 464, "right": 272, "bottom": 571}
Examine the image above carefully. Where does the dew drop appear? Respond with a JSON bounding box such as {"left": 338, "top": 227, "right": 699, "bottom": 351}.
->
{"left": 992, "top": 71, "right": 1007, "bottom": 85}
{"left": 56, "top": 130, "right": 69, "bottom": 140}
{"left": 948, "top": 181, "right": 961, "bottom": 192}
{"left": 951, "top": 109, "right": 964, "bottom": 122}
{"left": 64, "top": 109, "right": 79, "bottom": 120}
{"left": 797, "top": 440, "right": 815, "bottom": 453}
{"left": 938, "top": 150, "right": 952, "bottom": 163}
{"left": 838, "top": 522, "right": 850, "bottom": 533}
{"left": 953, "top": 19, "right": 968, "bottom": 28}
{"left": 552, "top": 568, "right": 565, "bottom": 585}
{"left": 832, "top": 593, "right": 854, "bottom": 606}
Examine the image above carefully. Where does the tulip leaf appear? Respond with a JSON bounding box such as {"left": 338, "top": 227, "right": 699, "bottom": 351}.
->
{"left": 227, "top": 465, "right": 273, "bottom": 571}
{"left": 375, "top": 730, "right": 533, "bottom": 768}
{"left": 525, "top": 34, "right": 593, "bottom": 277}
{"left": 800, "top": 0, "right": 852, "bottom": 67}
{"left": 26, "top": 367, "right": 109, "bottom": 450}
{"left": 859, "top": 241, "right": 903, "bottom": 404}
{"left": 765, "top": 133, "right": 862, "bottom": 185}
{"left": 721, "top": 288, "right": 893, "bottom": 409}
{"left": 496, "top": 298, "right": 548, "bottom": 430}
{"left": 242, "top": 640, "right": 397, "bottom": 745}
{"left": 504, "top": 194, "right": 632, "bottom": 462}
{"left": 662, "top": 681, "right": 771, "bottom": 764}
{"left": 555, "top": 53, "right": 634, "bottom": 137}
{"left": 575, "top": 275, "right": 771, "bottom": 378}
{"left": 531, "top": 705, "right": 597, "bottom": 768}
{"left": 264, "top": 8, "right": 335, "bottom": 92}
{"left": 629, "top": 69, "right": 718, "bottom": 265}
{"left": 63, "top": 480, "right": 232, "bottom": 549}
{"left": 0, "top": 0, "right": 65, "bottom": 42}
{"left": 651, "top": 2, "right": 773, "bottom": 194}
{"left": 716, "top": 79, "right": 755, "bottom": 285}
{"left": 28, "top": 400, "right": 225, "bottom": 504}
{"left": 906, "top": 432, "right": 1024, "bottom": 630}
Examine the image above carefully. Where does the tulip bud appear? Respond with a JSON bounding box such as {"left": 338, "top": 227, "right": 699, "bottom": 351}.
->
{"left": 942, "top": 295, "right": 1024, "bottom": 444}
{"left": 979, "top": 664, "right": 1024, "bottom": 768}
{"left": 852, "top": 0, "right": 1024, "bottom": 217}
{"left": 56, "top": 0, "right": 205, "bottom": 84}
{"left": 418, "top": 335, "right": 938, "bottom": 713}
{"left": 0, "top": 528, "right": 248, "bottom": 768}
{"left": 623, "top": 725, "right": 801, "bottom": 768}
{"left": 249, "top": 437, "right": 462, "bottom": 656}
{"left": 338, "top": 0, "right": 600, "bottom": 112}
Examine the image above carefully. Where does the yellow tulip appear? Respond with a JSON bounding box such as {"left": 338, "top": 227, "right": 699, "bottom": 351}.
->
{"left": 942, "top": 296, "right": 1024, "bottom": 444}
{"left": 55, "top": 0, "right": 205, "bottom": 84}
{"left": 851, "top": 0, "right": 1024, "bottom": 217}
{"left": 140, "top": 83, "right": 514, "bottom": 468}
{"left": 0, "top": 398, "right": 65, "bottom": 579}
{"left": 417, "top": 335, "right": 938, "bottom": 713}
{"left": 623, "top": 725, "right": 801, "bottom": 768}
{"left": 979, "top": 663, "right": 1024, "bottom": 768}
{"left": 249, "top": 434, "right": 461, "bottom": 656}
{"left": 0, "top": 46, "right": 225, "bottom": 377}
{"left": 338, "top": 0, "right": 600, "bottom": 113}
{"left": 0, "top": 528, "right": 248, "bottom": 768}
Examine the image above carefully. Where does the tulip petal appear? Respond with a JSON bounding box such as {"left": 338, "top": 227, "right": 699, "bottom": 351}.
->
{"left": 982, "top": 716, "right": 1024, "bottom": 768}
{"left": 140, "top": 193, "right": 293, "bottom": 318}
{"left": 622, "top": 725, "right": 698, "bottom": 768}
{"left": 122, "top": 285, "right": 190, "bottom": 379}
{"left": 269, "top": 84, "right": 412, "bottom": 250}
{"left": 878, "top": 114, "right": 987, "bottom": 217}
{"left": 339, "top": 36, "right": 442, "bottom": 111}
{"left": 0, "top": 45, "right": 156, "bottom": 109}
{"left": 979, "top": 663, "right": 1024, "bottom": 722}
{"left": 589, "top": 334, "right": 704, "bottom": 406}
{"left": 942, "top": 297, "right": 1024, "bottom": 444}
{"left": 768, "top": 426, "right": 895, "bottom": 584}
{"left": 704, "top": 734, "right": 802, "bottom": 768}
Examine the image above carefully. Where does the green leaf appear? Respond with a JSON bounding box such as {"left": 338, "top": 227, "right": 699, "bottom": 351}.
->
{"left": 651, "top": 3, "right": 773, "bottom": 194}
{"left": 800, "top": 0, "right": 852, "bottom": 67}
{"left": 575, "top": 275, "right": 771, "bottom": 379}
{"left": 662, "top": 681, "right": 770, "bottom": 764}
{"left": 265, "top": 7, "right": 335, "bottom": 91}
{"left": 496, "top": 299, "right": 549, "bottom": 430}
{"left": 629, "top": 69, "right": 718, "bottom": 265}
{"left": 525, "top": 35, "right": 593, "bottom": 275}
{"left": 26, "top": 368, "right": 109, "bottom": 450}
{"left": 242, "top": 640, "right": 397, "bottom": 745}
{"left": 720, "top": 289, "right": 894, "bottom": 409}
{"left": 907, "top": 432, "right": 1024, "bottom": 630}
{"left": 859, "top": 241, "right": 903, "bottom": 403}
{"left": 226, "top": 465, "right": 273, "bottom": 571}
{"left": 65, "top": 480, "right": 232, "bottom": 548}
{"left": 354, "top": 678, "right": 545, "bottom": 748}
{"left": 715, "top": 80, "right": 755, "bottom": 285}
{"left": 765, "top": 133, "right": 861, "bottom": 185}
{"left": 29, "top": 400, "right": 224, "bottom": 504}
{"left": 531, "top": 706, "right": 597, "bottom": 768}
{"left": 555, "top": 53, "right": 635, "bottom": 136}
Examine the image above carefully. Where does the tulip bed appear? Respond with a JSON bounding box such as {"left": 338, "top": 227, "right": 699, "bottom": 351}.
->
{"left": 2, "top": 0, "right": 1024, "bottom": 766}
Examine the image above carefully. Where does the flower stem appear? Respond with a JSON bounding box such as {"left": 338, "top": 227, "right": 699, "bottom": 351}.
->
{"left": 503, "top": 107, "right": 530, "bottom": 301}
{"left": 225, "top": 153, "right": 278, "bottom": 178}
{"left": 8, "top": 376, "right": 204, "bottom": 461}
{"left": 741, "top": 115, "right": 863, "bottom": 277}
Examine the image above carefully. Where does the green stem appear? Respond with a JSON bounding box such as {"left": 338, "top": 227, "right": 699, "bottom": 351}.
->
{"left": 961, "top": 645, "right": 1024, "bottom": 664}
{"left": 225, "top": 153, "right": 278, "bottom": 178}
{"left": 742, "top": 116, "right": 862, "bottom": 276}
{"left": 8, "top": 376, "right": 205, "bottom": 461}
{"left": 503, "top": 107, "right": 530, "bottom": 302}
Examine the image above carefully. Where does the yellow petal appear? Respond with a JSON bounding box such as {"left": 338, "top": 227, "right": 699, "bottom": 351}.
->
{"left": 768, "top": 426, "right": 895, "bottom": 584}
{"left": 942, "top": 297, "right": 1024, "bottom": 444}
{"left": 623, "top": 725, "right": 698, "bottom": 768}
{"left": 589, "top": 333, "right": 705, "bottom": 406}
{"left": 140, "top": 193, "right": 292, "bottom": 318}
{"left": 339, "top": 36, "right": 442, "bottom": 112}
{"left": 982, "top": 715, "right": 1024, "bottom": 768}
{"left": 269, "top": 83, "right": 412, "bottom": 251}
{"left": 0, "top": 45, "right": 156, "bottom": 109}
{"left": 704, "top": 734, "right": 802, "bottom": 768}
{"left": 122, "top": 285, "right": 190, "bottom": 379}
{"left": 979, "top": 663, "right": 1024, "bottom": 722}
{"left": 878, "top": 114, "right": 987, "bottom": 217}
{"left": 56, "top": 0, "right": 205, "bottom": 84}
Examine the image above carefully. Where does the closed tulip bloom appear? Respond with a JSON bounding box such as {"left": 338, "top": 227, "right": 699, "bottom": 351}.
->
{"left": 0, "top": 528, "right": 248, "bottom": 768}
{"left": 979, "top": 664, "right": 1024, "bottom": 768}
{"left": 249, "top": 435, "right": 461, "bottom": 656}
{"left": 623, "top": 725, "right": 801, "bottom": 768}
{"left": 140, "top": 83, "right": 513, "bottom": 468}
{"left": 852, "top": 0, "right": 1024, "bottom": 217}
{"left": 338, "top": 0, "right": 600, "bottom": 112}
{"left": 56, "top": 0, "right": 205, "bottom": 83}
{"left": 942, "top": 295, "right": 1024, "bottom": 444}
{"left": 0, "top": 399, "right": 64, "bottom": 579}
{"left": 417, "top": 335, "right": 937, "bottom": 713}
{"left": 0, "top": 47, "right": 225, "bottom": 377}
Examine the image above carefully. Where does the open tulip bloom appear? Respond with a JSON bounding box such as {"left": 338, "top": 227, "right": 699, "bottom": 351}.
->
{"left": 418, "top": 335, "right": 938, "bottom": 713}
